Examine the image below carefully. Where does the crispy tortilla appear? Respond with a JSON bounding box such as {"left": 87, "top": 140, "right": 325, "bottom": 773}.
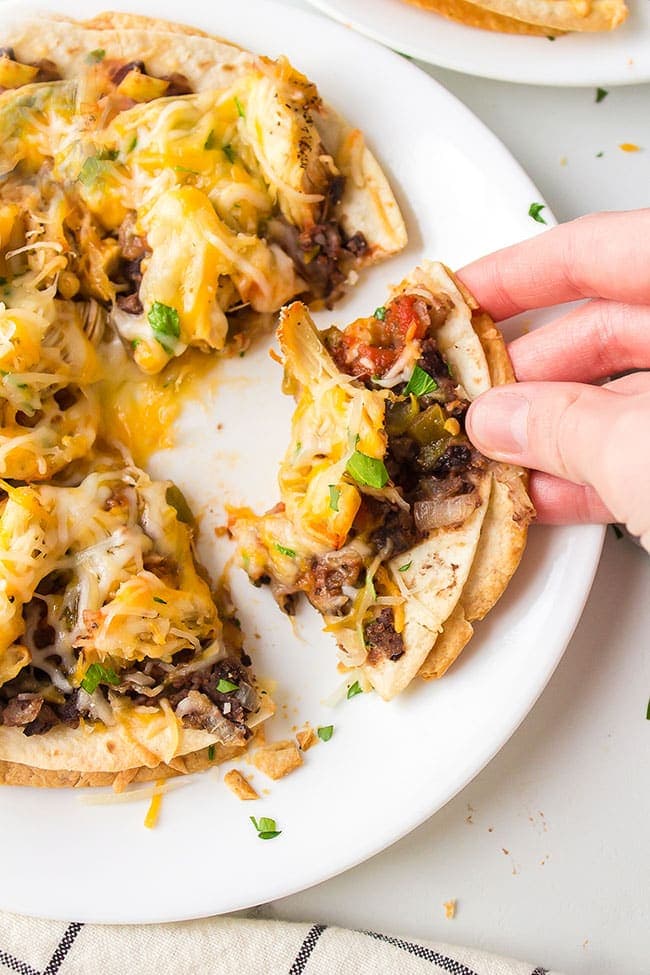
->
{"left": 419, "top": 306, "right": 534, "bottom": 682}
{"left": 466, "top": 0, "right": 626, "bottom": 30}
{"left": 402, "top": 0, "right": 563, "bottom": 34}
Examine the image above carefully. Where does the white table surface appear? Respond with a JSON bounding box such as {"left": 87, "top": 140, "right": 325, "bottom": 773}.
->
{"left": 255, "top": 6, "right": 650, "bottom": 974}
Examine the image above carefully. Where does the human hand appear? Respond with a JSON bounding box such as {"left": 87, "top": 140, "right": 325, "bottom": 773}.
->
{"left": 458, "top": 209, "right": 650, "bottom": 552}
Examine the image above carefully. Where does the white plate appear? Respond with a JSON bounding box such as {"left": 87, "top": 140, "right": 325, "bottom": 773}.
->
{"left": 0, "top": 0, "right": 603, "bottom": 923}
{"left": 305, "top": 0, "right": 650, "bottom": 86}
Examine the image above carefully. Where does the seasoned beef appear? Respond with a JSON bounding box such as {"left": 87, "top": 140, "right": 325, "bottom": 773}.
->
{"left": 267, "top": 217, "right": 367, "bottom": 305}
{"left": 370, "top": 505, "right": 421, "bottom": 558}
{"left": 418, "top": 338, "right": 458, "bottom": 399}
{"left": 365, "top": 608, "right": 404, "bottom": 664}
{"left": 431, "top": 444, "right": 472, "bottom": 478}
{"left": 1, "top": 695, "right": 44, "bottom": 727}
{"left": 164, "top": 72, "right": 192, "bottom": 96}
{"left": 23, "top": 703, "right": 59, "bottom": 737}
{"left": 305, "top": 548, "right": 363, "bottom": 615}
{"left": 115, "top": 258, "right": 145, "bottom": 315}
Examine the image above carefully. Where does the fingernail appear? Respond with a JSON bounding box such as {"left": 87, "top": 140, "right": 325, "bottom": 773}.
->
{"left": 467, "top": 391, "right": 530, "bottom": 458}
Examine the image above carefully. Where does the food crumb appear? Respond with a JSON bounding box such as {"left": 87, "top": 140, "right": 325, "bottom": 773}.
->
{"left": 619, "top": 142, "right": 641, "bottom": 153}
{"left": 502, "top": 848, "right": 509, "bottom": 855}
{"left": 560, "top": 156, "right": 567, "bottom": 166}
{"left": 582, "top": 939, "right": 590, "bottom": 950}
{"left": 443, "top": 900, "right": 457, "bottom": 920}
{"left": 296, "top": 726, "right": 318, "bottom": 751}
{"left": 487, "top": 826, "right": 493, "bottom": 833}
{"left": 224, "top": 769, "right": 259, "bottom": 801}
{"left": 252, "top": 740, "right": 303, "bottom": 780}
{"left": 465, "top": 803, "right": 474, "bottom": 824}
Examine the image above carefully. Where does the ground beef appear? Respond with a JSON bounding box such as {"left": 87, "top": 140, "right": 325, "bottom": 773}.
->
{"left": 304, "top": 548, "right": 364, "bottom": 616}
{"left": 370, "top": 505, "right": 421, "bottom": 558}
{"left": 430, "top": 444, "right": 473, "bottom": 478}
{"left": 267, "top": 216, "right": 367, "bottom": 305}
{"left": 365, "top": 608, "right": 404, "bottom": 664}
{"left": 164, "top": 72, "right": 192, "bottom": 96}
{"left": 109, "top": 60, "right": 146, "bottom": 86}
{"left": 115, "top": 259, "right": 144, "bottom": 314}
{"left": 417, "top": 338, "right": 458, "bottom": 400}
{"left": 23, "top": 703, "right": 59, "bottom": 737}
{"left": 0, "top": 695, "right": 44, "bottom": 727}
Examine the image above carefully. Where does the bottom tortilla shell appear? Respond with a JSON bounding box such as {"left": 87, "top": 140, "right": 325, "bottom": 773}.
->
{"left": 0, "top": 740, "right": 241, "bottom": 789}
{"left": 419, "top": 310, "right": 534, "bottom": 681}
{"left": 0, "top": 701, "right": 274, "bottom": 788}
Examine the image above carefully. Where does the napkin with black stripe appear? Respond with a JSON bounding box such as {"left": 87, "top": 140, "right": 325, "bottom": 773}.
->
{"left": 0, "top": 913, "right": 565, "bottom": 975}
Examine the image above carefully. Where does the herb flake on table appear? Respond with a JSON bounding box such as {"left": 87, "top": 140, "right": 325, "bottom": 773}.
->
{"left": 646, "top": 698, "right": 650, "bottom": 720}
{"left": 528, "top": 202, "right": 547, "bottom": 224}
{"left": 250, "top": 816, "right": 281, "bottom": 840}
{"left": 595, "top": 87, "right": 608, "bottom": 103}
{"left": 347, "top": 681, "right": 363, "bottom": 700}
{"left": 317, "top": 725, "right": 334, "bottom": 742}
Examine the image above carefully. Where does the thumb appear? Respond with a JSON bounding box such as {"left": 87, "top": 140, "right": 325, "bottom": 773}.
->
{"left": 466, "top": 382, "right": 650, "bottom": 541}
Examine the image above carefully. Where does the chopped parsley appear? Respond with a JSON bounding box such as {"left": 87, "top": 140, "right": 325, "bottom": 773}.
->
{"left": 274, "top": 542, "right": 296, "bottom": 558}
{"left": 131, "top": 338, "right": 141, "bottom": 350}
{"left": 646, "top": 697, "right": 650, "bottom": 720}
{"left": 596, "top": 151, "right": 604, "bottom": 158}
{"left": 611, "top": 524, "right": 624, "bottom": 539}
{"left": 404, "top": 364, "right": 438, "bottom": 397}
{"left": 153, "top": 596, "right": 167, "bottom": 605}
{"left": 216, "top": 678, "right": 239, "bottom": 693}
{"left": 596, "top": 87, "right": 608, "bottom": 103}
{"left": 328, "top": 484, "right": 341, "bottom": 512}
{"left": 127, "top": 135, "right": 138, "bottom": 153}
{"left": 373, "top": 306, "right": 387, "bottom": 321}
{"left": 86, "top": 48, "right": 106, "bottom": 63}
{"left": 346, "top": 450, "right": 389, "bottom": 489}
{"left": 234, "top": 96, "right": 245, "bottom": 118}
{"left": 317, "top": 725, "right": 334, "bottom": 742}
{"left": 147, "top": 302, "right": 180, "bottom": 352}
{"left": 222, "top": 143, "right": 235, "bottom": 163}
{"left": 528, "top": 202, "right": 547, "bottom": 225}
{"left": 78, "top": 150, "right": 119, "bottom": 186}
{"left": 398, "top": 561, "right": 412, "bottom": 573}
{"left": 250, "top": 815, "right": 281, "bottom": 840}
{"left": 546, "top": 35, "right": 556, "bottom": 40}
{"left": 208, "top": 744, "right": 215, "bottom": 761}
{"left": 81, "top": 663, "right": 120, "bottom": 694}
{"left": 347, "top": 680, "right": 363, "bottom": 699}
{"left": 204, "top": 129, "right": 216, "bottom": 150}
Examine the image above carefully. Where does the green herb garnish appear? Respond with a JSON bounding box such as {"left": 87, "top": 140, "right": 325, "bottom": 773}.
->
{"left": 528, "top": 202, "right": 547, "bottom": 225}
{"left": 373, "top": 306, "right": 387, "bottom": 321}
{"left": 153, "top": 596, "right": 167, "bottom": 605}
{"left": 347, "top": 681, "right": 363, "bottom": 699}
{"left": 78, "top": 150, "right": 118, "bottom": 186}
{"left": 328, "top": 485, "right": 341, "bottom": 512}
{"left": 398, "top": 561, "right": 412, "bottom": 573}
{"left": 404, "top": 364, "right": 438, "bottom": 397}
{"left": 216, "top": 678, "right": 239, "bottom": 693}
{"left": 317, "top": 725, "right": 334, "bottom": 742}
{"left": 596, "top": 87, "right": 608, "bottom": 103}
{"left": 234, "top": 96, "right": 245, "bottom": 118}
{"left": 86, "top": 49, "right": 106, "bottom": 64}
{"left": 131, "top": 339, "right": 141, "bottom": 350}
{"left": 274, "top": 542, "right": 296, "bottom": 558}
{"left": 646, "top": 697, "right": 650, "bottom": 720}
{"left": 127, "top": 135, "right": 138, "bottom": 153}
{"left": 147, "top": 302, "right": 180, "bottom": 352}
{"left": 596, "top": 151, "right": 604, "bottom": 158}
{"left": 222, "top": 143, "right": 235, "bottom": 163}
{"left": 208, "top": 744, "right": 215, "bottom": 761}
{"left": 204, "top": 129, "right": 216, "bottom": 150}
{"left": 346, "top": 451, "right": 389, "bottom": 489}
{"left": 250, "top": 815, "right": 281, "bottom": 840}
{"left": 81, "top": 663, "right": 120, "bottom": 694}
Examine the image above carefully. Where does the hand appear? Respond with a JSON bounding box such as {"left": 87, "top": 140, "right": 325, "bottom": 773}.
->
{"left": 458, "top": 209, "right": 650, "bottom": 552}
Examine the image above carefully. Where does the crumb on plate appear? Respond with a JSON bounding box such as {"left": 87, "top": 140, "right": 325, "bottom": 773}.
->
{"left": 252, "top": 740, "right": 303, "bottom": 780}
{"left": 224, "top": 769, "right": 259, "bottom": 801}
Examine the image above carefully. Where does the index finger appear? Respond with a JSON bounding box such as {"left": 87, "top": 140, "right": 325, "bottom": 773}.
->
{"left": 457, "top": 209, "right": 650, "bottom": 321}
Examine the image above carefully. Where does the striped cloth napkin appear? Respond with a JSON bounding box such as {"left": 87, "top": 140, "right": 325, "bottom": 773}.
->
{"left": 0, "top": 913, "right": 565, "bottom": 975}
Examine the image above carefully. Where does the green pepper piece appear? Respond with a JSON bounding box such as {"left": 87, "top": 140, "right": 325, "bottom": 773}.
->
{"left": 165, "top": 484, "right": 194, "bottom": 525}
{"left": 385, "top": 394, "right": 419, "bottom": 437}
{"left": 417, "top": 438, "right": 450, "bottom": 471}
{"left": 407, "top": 404, "right": 447, "bottom": 445}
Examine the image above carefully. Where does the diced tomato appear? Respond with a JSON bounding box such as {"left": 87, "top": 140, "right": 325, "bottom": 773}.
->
{"left": 325, "top": 294, "right": 430, "bottom": 380}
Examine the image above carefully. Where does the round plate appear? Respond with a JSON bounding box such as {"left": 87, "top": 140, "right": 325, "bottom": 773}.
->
{"left": 0, "top": 0, "right": 603, "bottom": 923}
{"left": 305, "top": 0, "right": 650, "bottom": 86}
